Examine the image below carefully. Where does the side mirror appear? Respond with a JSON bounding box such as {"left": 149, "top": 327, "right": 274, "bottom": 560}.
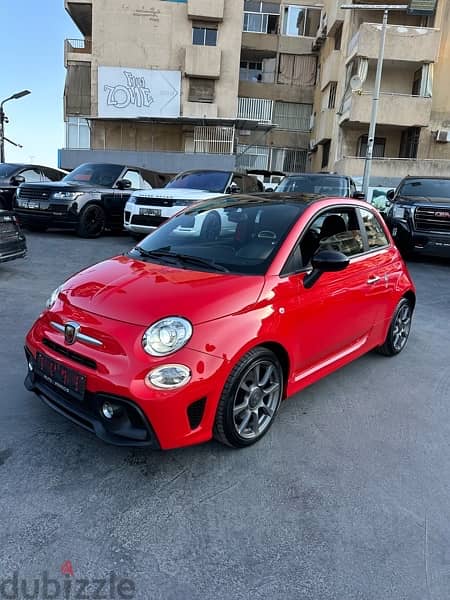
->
{"left": 11, "top": 175, "right": 25, "bottom": 186}
{"left": 227, "top": 183, "right": 241, "bottom": 194}
{"left": 386, "top": 189, "right": 395, "bottom": 201}
{"left": 116, "top": 178, "right": 132, "bottom": 190}
{"left": 352, "top": 191, "right": 365, "bottom": 199}
{"left": 303, "top": 250, "right": 350, "bottom": 289}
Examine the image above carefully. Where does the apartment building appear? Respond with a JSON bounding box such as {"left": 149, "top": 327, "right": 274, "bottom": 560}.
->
{"left": 61, "top": 0, "right": 321, "bottom": 174}
{"left": 310, "top": 0, "right": 450, "bottom": 180}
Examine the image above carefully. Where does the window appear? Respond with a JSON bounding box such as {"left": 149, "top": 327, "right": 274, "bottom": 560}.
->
{"left": 19, "top": 168, "right": 42, "bottom": 182}
{"left": 188, "top": 78, "right": 215, "bottom": 103}
{"left": 277, "top": 54, "right": 317, "bottom": 86}
{"left": 412, "top": 68, "right": 422, "bottom": 96}
{"left": 282, "top": 5, "right": 322, "bottom": 37}
{"left": 192, "top": 26, "right": 217, "bottom": 46}
{"left": 321, "top": 140, "right": 331, "bottom": 168}
{"left": 399, "top": 127, "right": 420, "bottom": 159}
{"left": 273, "top": 102, "right": 312, "bottom": 131}
{"left": 41, "top": 168, "right": 65, "bottom": 182}
{"left": 357, "top": 136, "right": 386, "bottom": 158}
{"left": 359, "top": 208, "right": 389, "bottom": 249}
{"left": 66, "top": 117, "right": 90, "bottom": 149}
{"left": 123, "top": 170, "right": 142, "bottom": 189}
{"left": 243, "top": 1, "right": 280, "bottom": 34}
{"left": 334, "top": 24, "right": 343, "bottom": 50}
{"left": 328, "top": 82, "right": 337, "bottom": 109}
{"left": 240, "top": 60, "right": 263, "bottom": 81}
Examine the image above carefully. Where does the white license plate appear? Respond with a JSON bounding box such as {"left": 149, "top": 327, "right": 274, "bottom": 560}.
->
{"left": 140, "top": 208, "right": 161, "bottom": 217}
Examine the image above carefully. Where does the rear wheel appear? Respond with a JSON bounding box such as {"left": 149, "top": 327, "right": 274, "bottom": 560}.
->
{"left": 76, "top": 204, "right": 106, "bottom": 238}
{"left": 377, "top": 297, "right": 413, "bottom": 356}
{"left": 214, "top": 347, "right": 283, "bottom": 448}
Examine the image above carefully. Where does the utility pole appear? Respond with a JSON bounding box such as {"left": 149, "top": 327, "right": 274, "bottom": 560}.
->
{"left": 0, "top": 90, "right": 31, "bottom": 163}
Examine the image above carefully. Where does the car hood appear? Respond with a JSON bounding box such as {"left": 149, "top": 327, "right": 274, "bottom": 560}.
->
{"left": 395, "top": 194, "right": 450, "bottom": 205}
{"left": 60, "top": 256, "right": 265, "bottom": 326}
{"left": 131, "top": 188, "right": 224, "bottom": 200}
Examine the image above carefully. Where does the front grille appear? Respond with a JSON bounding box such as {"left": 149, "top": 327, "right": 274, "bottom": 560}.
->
{"left": 124, "top": 211, "right": 131, "bottom": 222}
{"left": 42, "top": 338, "right": 97, "bottom": 370}
{"left": 130, "top": 215, "right": 167, "bottom": 227}
{"left": 134, "top": 196, "right": 174, "bottom": 207}
{"left": 415, "top": 206, "right": 450, "bottom": 233}
{"left": 18, "top": 187, "right": 55, "bottom": 201}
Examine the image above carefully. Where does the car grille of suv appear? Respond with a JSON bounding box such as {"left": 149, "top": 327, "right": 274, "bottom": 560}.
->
{"left": 134, "top": 196, "right": 174, "bottom": 207}
{"left": 131, "top": 215, "right": 167, "bottom": 227}
{"left": 18, "top": 187, "right": 55, "bottom": 201}
{"left": 415, "top": 207, "right": 450, "bottom": 233}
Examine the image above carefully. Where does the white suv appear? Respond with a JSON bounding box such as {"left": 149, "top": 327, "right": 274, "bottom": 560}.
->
{"left": 124, "top": 170, "right": 261, "bottom": 236}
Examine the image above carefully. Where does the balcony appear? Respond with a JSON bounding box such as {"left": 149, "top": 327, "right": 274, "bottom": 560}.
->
{"left": 314, "top": 109, "right": 335, "bottom": 145}
{"left": 241, "top": 32, "right": 279, "bottom": 53}
{"left": 237, "top": 97, "right": 273, "bottom": 124}
{"left": 187, "top": 0, "right": 224, "bottom": 22}
{"left": 184, "top": 46, "right": 221, "bottom": 79}
{"left": 64, "top": 39, "right": 92, "bottom": 66}
{"left": 320, "top": 51, "right": 341, "bottom": 91}
{"left": 65, "top": 0, "right": 92, "bottom": 36}
{"left": 327, "top": 3, "right": 344, "bottom": 36}
{"left": 347, "top": 23, "right": 440, "bottom": 64}
{"left": 340, "top": 92, "right": 432, "bottom": 128}
{"left": 183, "top": 102, "right": 218, "bottom": 119}
{"left": 238, "top": 80, "right": 314, "bottom": 104}
{"left": 335, "top": 157, "right": 450, "bottom": 179}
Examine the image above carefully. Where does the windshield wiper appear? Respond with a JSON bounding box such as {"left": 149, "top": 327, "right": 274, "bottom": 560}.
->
{"left": 133, "top": 247, "right": 229, "bottom": 272}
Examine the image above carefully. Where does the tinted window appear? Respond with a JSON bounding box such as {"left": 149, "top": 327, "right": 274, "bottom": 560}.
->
{"left": 0, "top": 165, "right": 18, "bottom": 178}
{"left": 397, "top": 178, "right": 450, "bottom": 199}
{"left": 359, "top": 208, "right": 389, "bottom": 249}
{"left": 20, "top": 168, "right": 42, "bottom": 182}
{"left": 166, "top": 171, "right": 231, "bottom": 193}
{"left": 277, "top": 175, "right": 349, "bottom": 196}
{"left": 129, "top": 198, "right": 305, "bottom": 275}
{"left": 63, "top": 163, "right": 123, "bottom": 187}
{"left": 42, "top": 167, "right": 65, "bottom": 182}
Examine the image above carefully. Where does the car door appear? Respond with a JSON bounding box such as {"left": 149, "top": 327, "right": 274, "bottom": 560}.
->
{"left": 102, "top": 168, "right": 135, "bottom": 227}
{"left": 278, "top": 206, "right": 381, "bottom": 377}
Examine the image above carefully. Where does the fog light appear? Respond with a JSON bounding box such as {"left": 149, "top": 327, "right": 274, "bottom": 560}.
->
{"left": 146, "top": 364, "right": 191, "bottom": 389}
{"left": 28, "top": 361, "right": 34, "bottom": 372}
{"left": 101, "top": 401, "right": 121, "bottom": 420}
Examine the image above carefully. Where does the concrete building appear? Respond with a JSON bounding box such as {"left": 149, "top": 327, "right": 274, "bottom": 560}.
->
{"left": 310, "top": 0, "right": 450, "bottom": 180}
{"left": 62, "top": 0, "right": 322, "bottom": 174}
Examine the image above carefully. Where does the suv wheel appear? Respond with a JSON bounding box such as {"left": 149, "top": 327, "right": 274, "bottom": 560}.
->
{"left": 77, "top": 204, "right": 106, "bottom": 238}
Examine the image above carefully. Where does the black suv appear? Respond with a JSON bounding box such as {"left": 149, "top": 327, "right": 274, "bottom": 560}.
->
{"left": 0, "top": 163, "right": 66, "bottom": 210}
{"left": 386, "top": 176, "right": 450, "bottom": 257}
{"left": 15, "top": 162, "right": 170, "bottom": 238}
{"left": 274, "top": 173, "right": 364, "bottom": 198}
{"left": 0, "top": 209, "right": 26, "bottom": 264}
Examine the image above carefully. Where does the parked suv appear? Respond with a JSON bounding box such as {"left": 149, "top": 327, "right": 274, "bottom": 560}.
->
{"left": 0, "top": 163, "right": 66, "bottom": 210}
{"left": 124, "top": 170, "right": 261, "bottom": 236}
{"left": 386, "top": 176, "right": 450, "bottom": 257}
{"left": 15, "top": 163, "right": 169, "bottom": 238}
{"left": 275, "top": 173, "right": 363, "bottom": 198}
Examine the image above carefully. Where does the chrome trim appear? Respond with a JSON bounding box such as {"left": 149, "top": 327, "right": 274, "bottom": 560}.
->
{"left": 50, "top": 321, "right": 103, "bottom": 347}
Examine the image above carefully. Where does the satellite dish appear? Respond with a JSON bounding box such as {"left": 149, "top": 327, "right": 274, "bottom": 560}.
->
{"left": 350, "top": 75, "right": 363, "bottom": 91}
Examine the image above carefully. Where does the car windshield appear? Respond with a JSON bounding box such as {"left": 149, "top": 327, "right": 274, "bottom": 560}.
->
{"left": 0, "top": 165, "right": 18, "bottom": 178}
{"left": 277, "top": 175, "right": 348, "bottom": 196}
{"left": 166, "top": 171, "right": 231, "bottom": 193}
{"left": 63, "top": 163, "right": 124, "bottom": 187}
{"left": 128, "top": 197, "right": 305, "bottom": 275}
{"left": 397, "top": 179, "right": 450, "bottom": 198}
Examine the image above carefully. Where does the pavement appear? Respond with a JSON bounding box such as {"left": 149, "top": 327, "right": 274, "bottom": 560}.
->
{"left": 0, "top": 231, "right": 450, "bottom": 600}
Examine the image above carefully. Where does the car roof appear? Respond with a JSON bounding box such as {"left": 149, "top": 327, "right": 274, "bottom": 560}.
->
{"left": 284, "top": 173, "right": 350, "bottom": 179}
{"left": 1, "top": 163, "right": 65, "bottom": 171}
{"left": 400, "top": 176, "right": 450, "bottom": 181}
{"left": 214, "top": 192, "right": 368, "bottom": 208}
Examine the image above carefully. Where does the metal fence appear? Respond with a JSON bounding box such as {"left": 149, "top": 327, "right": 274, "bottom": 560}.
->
{"left": 238, "top": 97, "right": 273, "bottom": 124}
{"left": 193, "top": 126, "right": 235, "bottom": 154}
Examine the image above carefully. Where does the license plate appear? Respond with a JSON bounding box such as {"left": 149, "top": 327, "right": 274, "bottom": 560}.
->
{"left": 35, "top": 352, "right": 86, "bottom": 401}
{"left": 27, "top": 201, "right": 40, "bottom": 209}
{"left": 140, "top": 208, "right": 161, "bottom": 217}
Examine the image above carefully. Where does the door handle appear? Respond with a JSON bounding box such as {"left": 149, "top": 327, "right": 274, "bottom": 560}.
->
{"left": 367, "top": 276, "right": 381, "bottom": 284}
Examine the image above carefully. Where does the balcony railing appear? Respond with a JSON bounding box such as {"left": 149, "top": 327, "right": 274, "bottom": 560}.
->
{"left": 65, "top": 38, "right": 92, "bottom": 53}
{"left": 236, "top": 144, "right": 308, "bottom": 173}
{"left": 237, "top": 97, "right": 273, "bottom": 124}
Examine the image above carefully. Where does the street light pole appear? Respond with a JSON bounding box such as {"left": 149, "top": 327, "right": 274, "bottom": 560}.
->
{"left": 0, "top": 90, "right": 31, "bottom": 163}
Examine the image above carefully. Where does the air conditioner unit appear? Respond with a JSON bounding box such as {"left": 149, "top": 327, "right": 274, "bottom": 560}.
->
{"left": 436, "top": 129, "right": 450, "bottom": 143}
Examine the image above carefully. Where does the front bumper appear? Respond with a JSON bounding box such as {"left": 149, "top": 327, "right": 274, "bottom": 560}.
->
{"left": 0, "top": 238, "right": 27, "bottom": 263}
{"left": 124, "top": 203, "right": 180, "bottom": 234}
{"left": 390, "top": 218, "right": 450, "bottom": 257}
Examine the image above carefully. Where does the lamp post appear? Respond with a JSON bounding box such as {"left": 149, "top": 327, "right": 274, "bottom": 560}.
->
{"left": 0, "top": 90, "right": 31, "bottom": 163}
{"left": 340, "top": 5, "right": 407, "bottom": 198}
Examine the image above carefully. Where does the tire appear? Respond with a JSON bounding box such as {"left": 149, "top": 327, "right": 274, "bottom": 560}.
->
{"left": 26, "top": 223, "right": 47, "bottom": 232}
{"left": 214, "top": 347, "right": 283, "bottom": 448}
{"left": 76, "top": 204, "right": 106, "bottom": 238}
{"left": 200, "top": 210, "right": 221, "bottom": 241}
{"left": 377, "top": 297, "right": 413, "bottom": 356}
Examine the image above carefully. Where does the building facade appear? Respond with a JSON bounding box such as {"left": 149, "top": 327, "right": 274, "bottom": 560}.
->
{"left": 62, "top": 0, "right": 321, "bottom": 174}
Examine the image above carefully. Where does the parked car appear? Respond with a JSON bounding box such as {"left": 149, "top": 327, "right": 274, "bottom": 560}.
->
{"left": 246, "top": 169, "right": 285, "bottom": 191}
{"left": 0, "top": 163, "right": 66, "bottom": 210}
{"left": 24, "top": 193, "right": 415, "bottom": 450}
{"left": 0, "top": 209, "right": 27, "bottom": 263}
{"left": 385, "top": 176, "right": 450, "bottom": 257}
{"left": 124, "top": 169, "right": 261, "bottom": 236}
{"left": 275, "top": 173, "right": 364, "bottom": 198}
{"left": 14, "top": 163, "right": 170, "bottom": 238}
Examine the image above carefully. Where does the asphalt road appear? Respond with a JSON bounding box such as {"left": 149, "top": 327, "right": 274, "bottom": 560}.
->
{"left": 1, "top": 231, "right": 450, "bottom": 600}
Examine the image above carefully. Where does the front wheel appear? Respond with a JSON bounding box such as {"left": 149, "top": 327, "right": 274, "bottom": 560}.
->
{"left": 214, "top": 347, "right": 283, "bottom": 448}
{"left": 377, "top": 297, "right": 413, "bottom": 356}
{"left": 76, "top": 204, "right": 106, "bottom": 238}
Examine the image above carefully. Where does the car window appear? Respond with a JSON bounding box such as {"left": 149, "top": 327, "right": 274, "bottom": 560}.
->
{"left": 64, "top": 163, "right": 124, "bottom": 187}
{"left": 277, "top": 175, "right": 349, "bottom": 196}
{"left": 359, "top": 208, "right": 389, "bottom": 249}
{"left": 20, "top": 168, "right": 42, "bottom": 182}
{"left": 123, "top": 170, "right": 142, "bottom": 189}
{"left": 242, "top": 175, "right": 261, "bottom": 193}
{"left": 166, "top": 171, "right": 231, "bottom": 193}
{"left": 42, "top": 167, "right": 65, "bottom": 182}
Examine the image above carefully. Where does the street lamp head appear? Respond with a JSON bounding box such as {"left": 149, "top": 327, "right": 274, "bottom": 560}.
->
{"left": 11, "top": 90, "right": 31, "bottom": 100}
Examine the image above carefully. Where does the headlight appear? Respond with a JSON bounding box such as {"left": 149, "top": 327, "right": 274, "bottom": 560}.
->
{"left": 126, "top": 195, "right": 137, "bottom": 205}
{"left": 52, "top": 191, "right": 81, "bottom": 200}
{"left": 392, "top": 204, "right": 410, "bottom": 220}
{"left": 142, "top": 317, "right": 192, "bottom": 356}
{"left": 145, "top": 364, "right": 191, "bottom": 389}
{"left": 46, "top": 285, "right": 63, "bottom": 309}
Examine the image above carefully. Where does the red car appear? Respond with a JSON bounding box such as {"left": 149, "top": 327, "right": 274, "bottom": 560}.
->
{"left": 24, "top": 194, "right": 415, "bottom": 450}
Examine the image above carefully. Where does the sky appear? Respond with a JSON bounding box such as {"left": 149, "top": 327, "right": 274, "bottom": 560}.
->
{"left": 1, "top": 1, "right": 80, "bottom": 167}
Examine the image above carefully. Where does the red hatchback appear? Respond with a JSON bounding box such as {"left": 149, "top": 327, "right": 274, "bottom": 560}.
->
{"left": 24, "top": 195, "right": 415, "bottom": 450}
